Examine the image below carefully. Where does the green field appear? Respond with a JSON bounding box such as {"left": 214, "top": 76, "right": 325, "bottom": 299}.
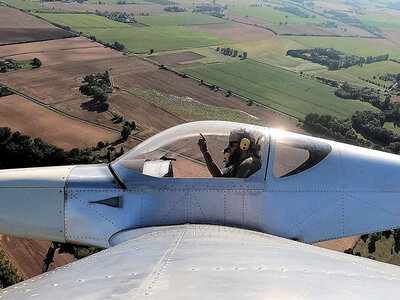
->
{"left": 229, "top": 5, "right": 330, "bottom": 25}
{"left": 0, "top": 0, "right": 52, "bottom": 11}
{"left": 135, "top": 14, "right": 230, "bottom": 26}
{"left": 35, "top": 13, "right": 230, "bottom": 53}
{"left": 287, "top": 36, "right": 400, "bottom": 59}
{"left": 357, "top": 11, "right": 400, "bottom": 30}
{"left": 35, "top": 13, "right": 132, "bottom": 28}
{"left": 129, "top": 88, "right": 262, "bottom": 124}
{"left": 312, "top": 61, "right": 400, "bottom": 87}
{"left": 384, "top": 122, "right": 400, "bottom": 136}
{"left": 84, "top": 0, "right": 150, "bottom": 4}
{"left": 183, "top": 60, "right": 378, "bottom": 119}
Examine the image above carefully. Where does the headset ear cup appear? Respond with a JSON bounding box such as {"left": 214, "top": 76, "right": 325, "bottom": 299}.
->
{"left": 240, "top": 138, "right": 250, "bottom": 151}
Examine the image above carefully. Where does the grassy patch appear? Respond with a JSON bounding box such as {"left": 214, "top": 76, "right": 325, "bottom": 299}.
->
{"left": 353, "top": 235, "right": 400, "bottom": 266}
{"left": 183, "top": 60, "right": 378, "bottom": 119}
{"left": 384, "top": 122, "right": 400, "bottom": 136}
{"left": 229, "top": 5, "right": 330, "bottom": 25}
{"left": 135, "top": 14, "right": 229, "bottom": 26}
{"left": 128, "top": 87, "right": 262, "bottom": 124}
{"left": 312, "top": 61, "right": 400, "bottom": 88}
{"left": 35, "top": 13, "right": 132, "bottom": 29}
{"left": 85, "top": 0, "right": 150, "bottom": 3}
{"left": 357, "top": 11, "right": 400, "bottom": 30}
{"left": 0, "top": 0, "right": 47, "bottom": 11}
{"left": 35, "top": 13, "right": 230, "bottom": 53}
{"left": 287, "top": 36, "right": 400, "bottom": 59}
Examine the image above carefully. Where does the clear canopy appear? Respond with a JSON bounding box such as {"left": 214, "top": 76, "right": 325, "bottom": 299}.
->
{"left": 113, "top": 121, "right": 267, "bottom": 178}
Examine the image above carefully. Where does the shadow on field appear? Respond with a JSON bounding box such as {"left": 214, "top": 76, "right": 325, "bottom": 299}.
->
{"left": 80, "top": 99, "right": 108, "bottom": 113}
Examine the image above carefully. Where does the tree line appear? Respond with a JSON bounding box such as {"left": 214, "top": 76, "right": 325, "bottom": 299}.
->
{"left": 287, "top": 48, "right": 389, "bottom": 70}
{"left": 216, "top": 47, "right": 247, "bottom": 60}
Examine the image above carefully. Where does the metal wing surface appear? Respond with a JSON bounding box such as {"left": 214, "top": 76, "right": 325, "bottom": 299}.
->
{"left": 2, "top": 224, "right": 400, "bottom": 299}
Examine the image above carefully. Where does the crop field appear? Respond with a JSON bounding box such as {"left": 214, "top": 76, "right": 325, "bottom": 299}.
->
{"left": 85, "top": 0, "right": 149, "bottom": 4}
{"left": 129, "top": 87, "right": 262, "bottom": 124}
{"left": 187, "top": 23, "right": 276, "bottom": 43}
{"left": 183, "top": 60, "right": 378, "bottom": 119}
{"left": 287, "top": 36, "right": 400, "bottom": 59}
{"left": 0, "top": 94, "right": 120, "bottom": 150}
{"left": 0, "top": 7, "right": 74, "bottom": 45}
{"left": 35, "top": 13, "right": 131, "bottom": 29}
{"left": 229, "top": 5, "right": 331, "bottom": 25}
{"left": 357, "top": 10, "right": 400, "bottom": 30}
{"left": 312, "top": 61, "right": 400, "bottom": 87}
{"left": 36, "top": 13, "right": 230, "bottom": 53}
{"left": 0, "top": 0, "right": 48, "bottom": 11}
{"left": 233, "top": 37, "right": 304, "bottom": 59}
{"left": 134, "top": 14, "right": 229, "bottom": 26}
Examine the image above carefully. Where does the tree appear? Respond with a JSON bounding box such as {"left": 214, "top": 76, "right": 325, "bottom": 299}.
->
{"left": 149, "top": 49, "right": 154, "bottom": 54}
{"left": 31, "top": 57, "right": 42, "bottom": 68}
{"left": 97, "top": 141, "right": 105, "bottom": 149}
{"left": 121, "top": 124, "right": 132, "bottom": 140}
{"left": 92, "top": 87, "right": 108, "bottom": 103}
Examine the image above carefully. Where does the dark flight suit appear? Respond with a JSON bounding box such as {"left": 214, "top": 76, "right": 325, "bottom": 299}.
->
{"left": 222, "top": 156, "right": 262, "bottom": 178}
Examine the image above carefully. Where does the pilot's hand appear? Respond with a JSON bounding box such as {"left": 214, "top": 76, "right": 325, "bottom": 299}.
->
{"left": 198, "top": 133, "right": 208, "bottom": 154}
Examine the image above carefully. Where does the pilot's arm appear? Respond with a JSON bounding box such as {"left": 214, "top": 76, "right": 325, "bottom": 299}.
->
{"left": 198, "top": 134, "right": 223, "bottom": 177}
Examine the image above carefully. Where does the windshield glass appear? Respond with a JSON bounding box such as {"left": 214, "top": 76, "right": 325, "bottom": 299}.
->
{"left": 273, "top": 131, "right": 332, "bottom": 178}
{"left": 114, "top": 121, "right": 266, "bottom": 178}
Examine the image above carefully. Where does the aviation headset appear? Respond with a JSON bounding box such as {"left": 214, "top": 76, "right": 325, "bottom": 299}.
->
{"left": 223, "top": 132, "right": 252, "bottom": 163}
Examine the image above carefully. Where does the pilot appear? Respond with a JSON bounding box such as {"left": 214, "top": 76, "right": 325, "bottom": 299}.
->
{"left": 198, "top": 129, "right": 262, "bottom": 178}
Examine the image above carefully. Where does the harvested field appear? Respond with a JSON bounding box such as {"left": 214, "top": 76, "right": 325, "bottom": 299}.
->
{"left": 149, "top": 51, "right": 205, "bottom": 68}
{"left": 0, "top": 235, "right": 75, "bottom": 280}
{"left": 113, "top": 67, "right": 306, "bottom": 135}
{"left": 110, "top": 90, "right": 184, "bottom": 139}
{"left": 314, "top": 236, "right": 361, "bottom": 252}
{"left": 0, "top": 36, "right": 100, "bottom": 57}
{"left": 0, "top": 38, "right": 151, "bottom": 105}
{"left": 188, "top": 23, "right": 276, "bottom": 42}
{"left": 0, "top": 94, "right": 120, "bottom": 150}
{"left": 0, "top": 6, "right": 74, "bottom": 45}
{"left": 384, "top": 30, "right": 400, "bottom": 46}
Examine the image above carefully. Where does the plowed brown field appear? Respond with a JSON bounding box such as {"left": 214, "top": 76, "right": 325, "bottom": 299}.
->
{"left": 0, "top": 94, "right": 119, "bottom": 150}
{"left": 188, "top": 23, "right": 277, "bottom": 42}
{"left": 0, "top": 6, "right": 74, "bottom": 45}
{"left": 0, "top": 235, "right": 75, "bottom": 280}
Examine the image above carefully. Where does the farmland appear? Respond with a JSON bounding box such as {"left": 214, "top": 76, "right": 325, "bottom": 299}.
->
{"left": 0, "top": 6, "right": 74, "bottom": 45}
{"left": 229, "top": 5, "right": 331, "bottom": 25}
{"left": 35, "top": 13, "right": 231, "bottom": 53}
{"left": 312, "top": 61, "right": 400, "bottom": 87}
{"left": 134, "top": 14, "right": 229, "bottom": 26}
{"left": 183, "top": 60, "right": 378, "bottom": 119}
{"left": 2, "top": 0, "right": 400, "bottom": 279}
{"left": 287, "top": 36, "right": 400, "bottom": 59}
{"left": 0, "top": 94, "right": 119, "bottom": 150}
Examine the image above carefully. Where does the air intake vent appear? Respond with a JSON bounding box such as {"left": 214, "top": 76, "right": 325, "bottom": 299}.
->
{"left": 90, "top": 196, "right": 122, "bottom": 208}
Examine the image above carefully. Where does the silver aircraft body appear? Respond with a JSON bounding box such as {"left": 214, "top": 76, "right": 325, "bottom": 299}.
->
{"left": 1, "top": 121, "right": 400, "bottom": 298}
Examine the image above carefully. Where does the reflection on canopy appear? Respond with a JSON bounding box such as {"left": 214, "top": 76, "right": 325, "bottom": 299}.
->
{"left": 113, "top": 121, "right": 267, "bottom": 178}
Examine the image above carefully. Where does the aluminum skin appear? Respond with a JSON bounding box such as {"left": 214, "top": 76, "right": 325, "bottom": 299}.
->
{"left": 2, "top": 121, "right": 400, "bottom": 247}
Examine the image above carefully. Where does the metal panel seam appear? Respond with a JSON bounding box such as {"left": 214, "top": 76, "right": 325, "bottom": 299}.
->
{"left": 63, "top": 165, "right": 77, "bottom": 243}
{"left": 134, "top": 225, "right": 188, "bottom": 298}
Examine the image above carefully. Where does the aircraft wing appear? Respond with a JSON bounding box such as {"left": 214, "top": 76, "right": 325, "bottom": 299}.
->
{"left": 2, "top": 224, "right": 400, "bottom": 299}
